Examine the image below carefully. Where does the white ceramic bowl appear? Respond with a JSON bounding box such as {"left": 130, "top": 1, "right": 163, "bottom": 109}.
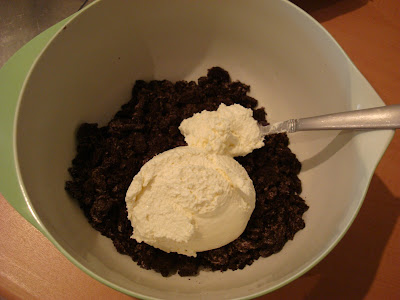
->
{"left": 9, "top": 0, "right": 394, "bottom": 298}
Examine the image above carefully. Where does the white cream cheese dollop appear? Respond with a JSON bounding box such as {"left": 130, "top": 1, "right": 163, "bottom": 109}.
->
{"left": 179, "top": 103, "right": 264, "bottom": 157}
{"left": 125, "top": 147, "right": 255, "bottom": 256}
{"left": 125, "top": 104, "right": 265, "bottom": 256}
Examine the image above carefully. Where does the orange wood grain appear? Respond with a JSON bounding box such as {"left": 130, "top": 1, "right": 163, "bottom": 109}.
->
{"left": 1, "top": 0, "right": 399, "bottom": 299}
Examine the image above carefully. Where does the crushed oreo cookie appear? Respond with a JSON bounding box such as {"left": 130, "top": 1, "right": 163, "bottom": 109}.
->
{"left": 65, "top": 67, "right": 308, "bottom": 277}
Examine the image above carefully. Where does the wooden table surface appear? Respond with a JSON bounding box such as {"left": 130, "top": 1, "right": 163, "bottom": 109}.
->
{"left": 1, "top": 0, "right": 399, "bottom": 299}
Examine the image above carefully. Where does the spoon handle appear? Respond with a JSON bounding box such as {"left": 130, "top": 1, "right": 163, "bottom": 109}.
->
{"left": 261, "top": 104, "right": 400, "bottom": 135}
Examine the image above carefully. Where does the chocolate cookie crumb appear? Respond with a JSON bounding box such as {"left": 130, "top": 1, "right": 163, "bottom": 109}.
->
{"left": 65, "top": 67, "right": 308, "bottom": 277}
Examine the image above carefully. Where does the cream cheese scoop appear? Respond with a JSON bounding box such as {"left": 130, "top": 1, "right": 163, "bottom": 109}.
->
{"left": 125, "top": 104, "right": 264, "bottom": 256}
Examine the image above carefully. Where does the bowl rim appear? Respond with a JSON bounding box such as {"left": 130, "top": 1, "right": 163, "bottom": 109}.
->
{"left": 8, "top": 0, "right": 395, "bottom": 299}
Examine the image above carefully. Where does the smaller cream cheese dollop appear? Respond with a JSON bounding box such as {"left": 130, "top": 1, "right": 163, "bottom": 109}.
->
{"left": 125, "top": 104, "right": 265, "bottom": 256}
{"left": 179, "top": 103, "right": 264, "bottom": 156}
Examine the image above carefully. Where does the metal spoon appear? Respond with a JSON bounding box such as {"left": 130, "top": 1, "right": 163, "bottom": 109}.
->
{"left": 260, "top": 104, "right": 400, "bottom": 135}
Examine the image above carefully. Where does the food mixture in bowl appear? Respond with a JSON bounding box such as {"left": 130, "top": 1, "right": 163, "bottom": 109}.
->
{"left": 65, "top": 67, "right": 308, "bottom": 276}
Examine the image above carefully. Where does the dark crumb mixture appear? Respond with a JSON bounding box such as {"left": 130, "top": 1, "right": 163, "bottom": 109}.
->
{"left": 65, "top": 67, "right": 308, "bottom": 277}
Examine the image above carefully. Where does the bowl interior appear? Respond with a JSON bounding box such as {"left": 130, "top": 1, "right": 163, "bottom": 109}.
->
{"left": 15, "top": 0, "right": 391, "bottom": 299}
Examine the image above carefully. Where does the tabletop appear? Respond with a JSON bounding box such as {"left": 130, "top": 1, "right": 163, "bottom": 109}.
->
{"left": 0, "top": 0, "right": 399, "bottom": 299}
